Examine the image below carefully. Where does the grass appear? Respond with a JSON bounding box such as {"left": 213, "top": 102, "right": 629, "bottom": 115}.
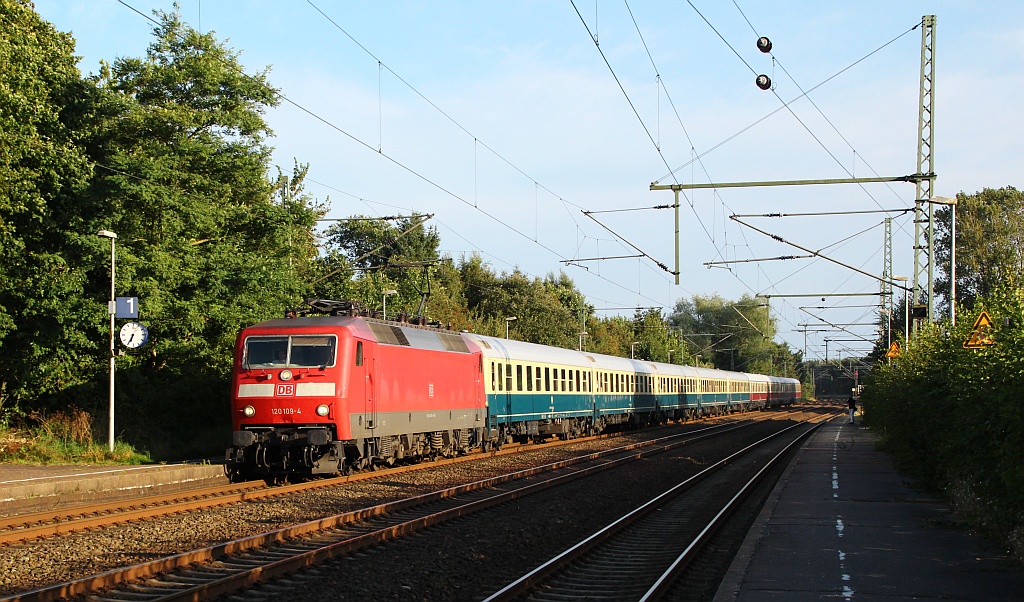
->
{"left": 0, "top": 408, "right": 152, "bottom": 465}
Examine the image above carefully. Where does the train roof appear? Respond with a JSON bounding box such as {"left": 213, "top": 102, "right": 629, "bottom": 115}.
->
{"left": 464, "top": 333, "right": 797, "bottom": 383}
{"left": 241, "top": 316, "right": 799, "bottom": 384}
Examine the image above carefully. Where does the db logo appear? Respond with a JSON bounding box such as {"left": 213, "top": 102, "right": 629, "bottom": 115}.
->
{"left": 276, "top": 384, "right": 295, "bottom": 396}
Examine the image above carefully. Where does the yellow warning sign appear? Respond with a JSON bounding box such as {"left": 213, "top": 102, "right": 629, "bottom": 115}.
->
{"left": 963, "top": 311, "right": 995, "bottom": 349}
{"left": 885, "top": 341, "right": 901, "bottom": 358}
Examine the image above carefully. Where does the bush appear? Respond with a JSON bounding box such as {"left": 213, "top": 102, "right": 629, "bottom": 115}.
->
{"left": 862, "top": 287, "right": 1024, "bottom": 562}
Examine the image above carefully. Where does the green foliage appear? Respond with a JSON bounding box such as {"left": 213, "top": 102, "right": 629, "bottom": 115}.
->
{"left": 669, "top": 293, "right": 785, "bottom": 373}
{"left": 0, "top": 6, "right": 324, "bottom": 459}
{"left": 0, "top": 0, "right": 97, "bottom": 412}
{"left": 934, "top": 187, "right": 1024, "bottom": 314}
{"left": 863, "top": 286, "right": 1024, "bottom": 558}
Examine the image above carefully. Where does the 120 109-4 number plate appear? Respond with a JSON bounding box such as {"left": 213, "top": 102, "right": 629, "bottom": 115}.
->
{"left": 271, "top": 407, "right": 301, "bottom": 415}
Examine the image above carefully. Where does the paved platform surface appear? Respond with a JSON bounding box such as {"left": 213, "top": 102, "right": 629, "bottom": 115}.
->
{"left": 715, "top": 417, "right": 1024, "bottom": 601}
{"left": 0, "top": 461, "right": 227, "bottom": 515}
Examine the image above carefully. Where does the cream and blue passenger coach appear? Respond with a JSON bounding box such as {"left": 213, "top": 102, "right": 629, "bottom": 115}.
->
{"left": 465, "top": 333, "right": 799, "bottom": 441}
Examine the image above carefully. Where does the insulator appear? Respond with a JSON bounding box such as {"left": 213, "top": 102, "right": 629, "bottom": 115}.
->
{"left": 756, "top": 74, "right": 772, "bottom": 90}
{"left": 757, "top": 37, "right": 772, "bottom": 53}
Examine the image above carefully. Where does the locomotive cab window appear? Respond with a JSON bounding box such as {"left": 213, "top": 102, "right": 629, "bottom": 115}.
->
{"left": 244, "top": 335, "right": 337, "bottom": 369}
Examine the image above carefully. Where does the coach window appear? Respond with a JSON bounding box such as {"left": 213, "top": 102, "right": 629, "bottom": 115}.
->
{"left": 544, "top": 367, "right": 551, "bottom": 392}
{"left": 497, "top": 362, "right": 504, "bottom": 391}
{"left": 516, "top": 365, "right": 523, "bottom": 391}
{"left": 506, "top": 364, "right": 513, "bottom": 392}
{"left": 491, "top": 362, "right": 496, "bottom": 391}
{"left": 526, "top": 366, "right": 533, "bottom": 391}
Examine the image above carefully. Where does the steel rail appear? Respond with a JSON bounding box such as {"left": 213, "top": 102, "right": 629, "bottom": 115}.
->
{"left": 482, "top": 411, "right": 836, "bottom": 601}
{"left": 0, "top": 408, "right": 791, "bottom": 547}
{"left": 3, "top": 419, "right": 765, "bottom": 602}
{"left": 0, "top": 421, "right": 646, "bottom": 546}
{"left": 640, "top": 413, "right": 836, "bottom": 601}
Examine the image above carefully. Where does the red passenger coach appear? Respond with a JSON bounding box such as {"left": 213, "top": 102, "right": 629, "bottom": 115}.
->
{"left": 226, "top": 303, "right": 486, "bottom": 484}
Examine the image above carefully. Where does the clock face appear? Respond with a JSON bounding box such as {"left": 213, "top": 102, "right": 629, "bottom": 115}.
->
{"left": 119, "top": 321, "right": 149, "bottom": 348}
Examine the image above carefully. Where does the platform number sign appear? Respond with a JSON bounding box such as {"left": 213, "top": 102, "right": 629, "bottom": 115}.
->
{"left": 115, "top": 296, "right": 139, "bottom": 319}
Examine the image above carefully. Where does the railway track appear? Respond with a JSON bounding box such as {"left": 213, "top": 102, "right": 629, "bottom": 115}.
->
{"left": 0, "top": 409, "right": 798, "bottom": 547}
{"left": 483, "top": 411, "right": 838, "bottom": 601}
{"left": 0, "top": 433, "right": 583, "bottom": 546}
{"left": 2, "top": 417, "right": 765, "bottom": 602}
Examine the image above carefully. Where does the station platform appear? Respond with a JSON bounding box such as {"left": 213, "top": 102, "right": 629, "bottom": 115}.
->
{"left": 0, "top": 461, "right": 227, "bottom": 515}
{"left": 715, "top": 417, "right": 1024, "bottom": 601}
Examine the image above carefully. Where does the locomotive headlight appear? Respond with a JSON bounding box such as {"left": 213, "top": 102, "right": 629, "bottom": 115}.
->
{"left": 243, "top": 405, "right": 256, "bottom": 417}
{"left": 316, "top": 404, "right": 330, "bottom": 417}
{"left": 279, "top": 369, "right": 293, "bottom": 381}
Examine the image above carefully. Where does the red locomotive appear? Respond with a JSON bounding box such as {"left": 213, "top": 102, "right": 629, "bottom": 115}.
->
{"left": 225, "top": 300, "right": 485, "bottom": 483}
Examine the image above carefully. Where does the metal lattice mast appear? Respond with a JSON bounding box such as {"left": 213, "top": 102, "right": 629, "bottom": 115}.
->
{"left": 912, "top": 15, "right": 937, "bottom": 324}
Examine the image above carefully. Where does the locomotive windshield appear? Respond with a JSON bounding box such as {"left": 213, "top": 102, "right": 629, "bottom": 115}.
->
{"left": 244, "top": 335, "right": 336, "bottom": 369}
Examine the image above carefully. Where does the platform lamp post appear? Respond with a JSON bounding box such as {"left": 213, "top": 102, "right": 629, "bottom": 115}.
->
{"left": 668, "top": 349, "right": 675, "bottom": 364}
{"left": 505, "top": 316, "right": 517, "bottom": 339}
{"left": 630, "top": 341, "right": 639, "bottom": 359}
{"left": 97, "top": 229, "right": 117, "bottom": 452}
{"left": 382, "top": 289, "right": 397, "bottom": 320}
{"left": 930, "top": 196, "right": 957, "bottom": 325}
{"left": 893, "top": 276, "right": 910, "bottom": 348}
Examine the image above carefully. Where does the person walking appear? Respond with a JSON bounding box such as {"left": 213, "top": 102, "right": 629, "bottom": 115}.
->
{"left": 848, "top": 394, "right": 857, "bottom": 424}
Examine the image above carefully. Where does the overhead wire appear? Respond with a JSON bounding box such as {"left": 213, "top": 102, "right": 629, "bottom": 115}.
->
{"left": 676, "top": 3, "right": 921, "bottom": 352}
{"left": 730, "top": 0, "right": 919, "bottom": 236}
{"left": 116, "top": 0, "right": 660, "bottom": 312}
{"left": 303, "top": 0, "right": 672, "bottom": 309}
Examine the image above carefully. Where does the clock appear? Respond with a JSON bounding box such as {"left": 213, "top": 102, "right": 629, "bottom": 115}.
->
{"left": 119, "top": 321, "right": 149, "bottom": 349}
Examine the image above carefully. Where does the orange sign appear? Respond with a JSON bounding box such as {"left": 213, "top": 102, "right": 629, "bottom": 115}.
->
{"left": 963, "top": 311, "right": 995, "bottom": 349}
{"left": 885, "top": 341, "right": 901, "bottom": 358}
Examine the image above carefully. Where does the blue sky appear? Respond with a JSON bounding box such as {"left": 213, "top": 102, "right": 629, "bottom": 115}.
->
{"left": 33, "top": 1, "right": 1024, "bottom": 361}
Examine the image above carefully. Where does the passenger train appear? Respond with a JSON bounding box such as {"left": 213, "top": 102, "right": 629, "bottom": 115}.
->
{"left": 225, "top": 300, "right": 801, "bottom": 483}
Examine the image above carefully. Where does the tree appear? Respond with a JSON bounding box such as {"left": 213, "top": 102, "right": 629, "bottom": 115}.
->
{"left": 669, "top": 293, "right": 786, "bottom": 373}
{"left": 0, "top": 0, "right": 98, "bottom": 413}
{"left": 630, "top": 308, "right": 677, "bottom": 363}
{"left": 315, "top": 213, "right": 441, "bottom": 318}
{"left": 456, "top": 258, "right": 591, "bottom": 348}
{"left": 934, "top": 187, "right": 1024, "bottom": 314}
{"left": 78, "top": 10, "right": 321, "bottom": 455}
